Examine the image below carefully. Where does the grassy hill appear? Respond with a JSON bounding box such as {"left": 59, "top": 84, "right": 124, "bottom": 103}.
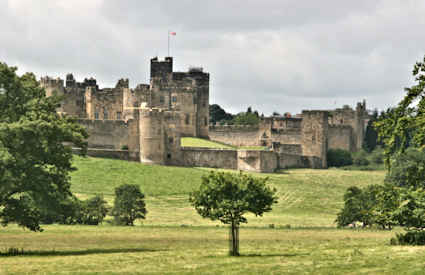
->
{"left": 70, "top": 156, "right": 385, "bottom": 227}
{"left": 2, "top": 156, "right": 425, "bottom": 274}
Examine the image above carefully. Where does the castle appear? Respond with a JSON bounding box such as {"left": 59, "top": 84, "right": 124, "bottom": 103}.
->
{"left": 40, "top": 57, "right": 369, "bottom": 172}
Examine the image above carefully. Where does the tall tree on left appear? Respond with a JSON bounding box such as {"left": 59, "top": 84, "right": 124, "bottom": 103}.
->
{"left": 0, "top": 62, "right": 88, "bottom": 231}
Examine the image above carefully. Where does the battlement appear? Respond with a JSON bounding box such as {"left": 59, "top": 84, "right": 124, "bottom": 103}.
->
{"left": 40, "top": 76, "right": 64, "bottom": 88}
{"left": 150, "top": 56, "right": 173, "bottom": 78}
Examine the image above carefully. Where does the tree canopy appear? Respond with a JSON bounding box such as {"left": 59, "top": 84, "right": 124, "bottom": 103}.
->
{"left": 189, "top": 171, "right": 277, "bottom": 256}
{"left": 0, "top": 62, "right": 88, "bottom": 231}
{"left": 375, "top": 56, "right": 425, "bottom": 166}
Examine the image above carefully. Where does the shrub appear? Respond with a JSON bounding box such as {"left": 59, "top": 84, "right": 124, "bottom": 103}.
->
{"left": 121, "top": 145, "right": 129, "bottom": 150}
{"left": 78, "top": 195, "right": 108, "bottom": 225}
{"left": 352, "top": 150, "right": 370, "bottom": 166}
{"left": 370, "top": 147, "right": 384, "bottom": 164}
{"left": 111, "top": 184, "right": 147, "bottom": 226}
{"left": 327, "top": 149, "right": 353, "bottom": 167}
{"left": 391, "top": 231, "right": 425, "bottom": 245}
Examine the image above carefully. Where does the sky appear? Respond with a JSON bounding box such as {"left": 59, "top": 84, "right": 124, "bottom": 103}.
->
{"left": 1, "top": 0, "right": 424, "bottom": 115}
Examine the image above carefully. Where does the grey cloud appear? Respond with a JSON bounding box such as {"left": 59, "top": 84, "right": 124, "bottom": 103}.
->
{"left": 0, "top": 0, "right": 423, "bottom": 115}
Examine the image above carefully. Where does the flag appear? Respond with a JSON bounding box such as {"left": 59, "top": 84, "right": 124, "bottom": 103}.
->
{"left": 170, "top": 32, "right": 176, "bottom": 36}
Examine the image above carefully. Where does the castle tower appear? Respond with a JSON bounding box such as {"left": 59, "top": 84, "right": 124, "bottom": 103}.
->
{"left": 301, "top": 111, "right": 328, "bottom": 168}
{"left": 139, "top": 107, "right": 166, "bottom": 164}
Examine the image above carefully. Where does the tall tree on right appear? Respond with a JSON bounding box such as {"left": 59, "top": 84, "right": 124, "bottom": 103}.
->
{"left": 375, "top": 55, "right": 425, "bottom": 166}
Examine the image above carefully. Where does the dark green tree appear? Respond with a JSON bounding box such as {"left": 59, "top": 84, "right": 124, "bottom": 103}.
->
{"left": 0, "top": 62, "right": 88, "bottom": 231}
{"left": 111, "top": 184, "right": 147, "bottom": 226}
{"left": 189, "top": 172, "right": 277, "bottom": 256}
{"left": 79, "top": 195, "right": 109, "bottom": 225}
{"left": 363, "top": 109, "right": 379, "bottom": 152}
{"left": 209, "top": 104, "right": 233, "bottom": 125}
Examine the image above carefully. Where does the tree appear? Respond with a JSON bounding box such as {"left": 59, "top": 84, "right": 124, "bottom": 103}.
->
{"left": 375, "top": 56, "right": 425, "bottom": 166}
{"left": 111, "top": 184, "right": 147, "bottom": 226}
{"left": 0, "top": 62, "right": 88, "bottom": 231}
{"left": 209, "top": 104, "right": 233, "bottom": 125}
{"left": 189, "top": 172, "right": 277, "bottom": 256}
{"left": 363, "top": 109, "right": 379, "bottom": 152}
{"left": 232, "top": 112, "right": 260, "bottom": 126}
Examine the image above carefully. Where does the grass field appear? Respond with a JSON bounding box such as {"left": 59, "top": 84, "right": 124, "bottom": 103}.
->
{"left": 181, "top": 137, "right": 268, "bottom": 151}
{"left": 1, "top": 156, "right": 424, "bottom": 274}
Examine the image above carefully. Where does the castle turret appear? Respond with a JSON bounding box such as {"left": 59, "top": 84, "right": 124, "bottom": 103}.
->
{"left": 139, "top": 107, "right": 166, "bottom": 164}
{"left": 150, "top": 57, "right": 173, "bottom": 79}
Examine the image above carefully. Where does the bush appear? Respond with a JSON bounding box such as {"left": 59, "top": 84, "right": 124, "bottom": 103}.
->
{"left": 327, "top": 149, "right": 353, "bottom": 167}
{"left": 352, "top": 150, "right": 370, "bottom": 166}
{"left": 391, "top": 231, "right": 425, "bottom": 245}
{"left": 111, "top": 184, "right": 147, "bottom": 226}
{"left": 39, "top": 195, "right": 108, "bottom": 225}
{"left": 78, "top": 195, "right": 108, "bottom": 225}
{"left": 370, "top": 147, "right": 384, "bottom": 164}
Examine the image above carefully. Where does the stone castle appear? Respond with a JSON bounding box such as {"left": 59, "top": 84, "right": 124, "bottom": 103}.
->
{"left": 41, "top": 57, "right": 369, "bottom": 173}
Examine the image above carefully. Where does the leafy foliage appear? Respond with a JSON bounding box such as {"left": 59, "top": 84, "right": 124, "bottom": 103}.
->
{"left": 385, "top": 147, "right": 425, "bottom": 189}
{"left": 336, "top": 184, "right": 399, "bottom": 229}
{"left": 112, "top": 184, "right": 147, "bottom": 226}
{"left": 189, "top": 171, "right": 277, "bottom": 255}
{"left": 0, "top": 62, "right": 88, "bottom": 231}
{"left": 232, "top": 111, "right": 260, "bottom": 126}
{"left": 327, "top": 149, "right": 353, "bottom": 167}
{"left": 375, "top": 56, "right": 425, "bottom": 166}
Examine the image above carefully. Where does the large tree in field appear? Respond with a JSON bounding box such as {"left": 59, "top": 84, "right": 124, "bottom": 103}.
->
{"left": 0, "top": 62, "right": 88, "bottom": 231}
{"left": 189, "top": 172, "right": 277, "bottom": 256}
{"left": 375, "top": 55, "right": 425, "bottom": 166}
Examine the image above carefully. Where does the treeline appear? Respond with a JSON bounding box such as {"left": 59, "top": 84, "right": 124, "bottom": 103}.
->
{"left": 209, "top": 104, "right": 262, "bottom": 126}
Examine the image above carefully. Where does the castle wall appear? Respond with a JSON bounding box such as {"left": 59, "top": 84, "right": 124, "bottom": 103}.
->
{"left": 270, "top": 129, "right": 302, "bottom": 145}
{"left": 209, "top": 125, "right": 260, "bottom": 146}
{"left": 76, "top": 119, "right": 129, "bottom": 149}
{"left": 180, "top": 148, "right": 238, "bottom": 169}
{"left": 328, "top": 125, "right": 354, "bottom": 151}
{"left": 72, "top": 148, "right": 131, "bottom": 161}
{"left": 237, "top": 150, "right": 278, "bottom": 173}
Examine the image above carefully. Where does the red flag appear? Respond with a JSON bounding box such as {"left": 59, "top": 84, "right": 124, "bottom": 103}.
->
{"left": 170, "top": 32, "right": 176, "bottom": 36}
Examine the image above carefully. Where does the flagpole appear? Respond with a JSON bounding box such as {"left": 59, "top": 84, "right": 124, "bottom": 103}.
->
{"left": 167, "top": 30, "right": 170, "bottom": 57}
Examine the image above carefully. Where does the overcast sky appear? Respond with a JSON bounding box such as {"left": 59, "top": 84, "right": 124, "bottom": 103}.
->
{"left": 1, "top": 0, "right": 424, "bottom": 115}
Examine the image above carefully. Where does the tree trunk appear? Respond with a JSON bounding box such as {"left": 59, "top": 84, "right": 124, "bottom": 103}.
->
{"left": 229, "top": 222, "right": 239, "bottom": 256}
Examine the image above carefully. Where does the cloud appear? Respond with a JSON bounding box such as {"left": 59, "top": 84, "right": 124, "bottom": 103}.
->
{"left": 0, "top": 0, "right": 424, "bottom": 115}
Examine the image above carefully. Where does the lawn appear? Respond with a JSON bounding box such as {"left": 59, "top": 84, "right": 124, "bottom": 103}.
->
{"left": 180, "top": 137, "right": 268, "bottom": 151}
{"left": 1, "top": 156, "right": 424, "bottom": 274}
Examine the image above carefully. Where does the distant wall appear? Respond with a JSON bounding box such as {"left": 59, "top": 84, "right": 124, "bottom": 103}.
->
{"left": 328, "top": 125, "right": 354, "bottom": 152}
{"left": 278, "top": 153, "right": 307, "bottom": 169}
{"left": 77, "top": 119, "right": 129, "bottom": 149}
{"left": 278, "top": 144, "right": 302, "bottom": 155}
{"left": 209, "top": 125, "right": 260, "bottom": 146}
{"left": 270, "top": 129, "right": 302, "bottom": 145}
{"left": 180, "top": 147, "right": 238, "bottom": 169}
{"left": 72, "top": 148, "right": 132, "bottom": 161}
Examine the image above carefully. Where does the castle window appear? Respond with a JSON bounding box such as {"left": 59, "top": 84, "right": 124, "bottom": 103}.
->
{"left": 172, "top": 96, "right": 177, "bottom": 103}
{"left": 202, "top": 101, "right": 206, "bottom": 107}
{"left": 185, "top": 114, "right": 190, "bottom": 125}
{"left": 169, "top": 137, "right": 174, "bottom": 144}
{"left": 116, "top": 112, "right": 122, "bottom": 120}
{"left": 94, "top": 112, "right": 99, "bottom": 119}
{"left": 204, "top": 117, "right": 208, "bottom": 126}
{"left": 160, "top": 96, "right": 165, "bottom": 104}
{"left": 103, "top": 108, "right": 108, "bottom": 119}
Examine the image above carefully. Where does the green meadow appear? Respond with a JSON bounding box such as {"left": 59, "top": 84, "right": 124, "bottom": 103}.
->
{"left": 1, "top": 156, "right": 424, "bottom": 274}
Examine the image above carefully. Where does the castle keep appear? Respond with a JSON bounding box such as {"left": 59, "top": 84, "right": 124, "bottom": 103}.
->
{"left": 41, "top": 57, "right": 368, "bottom": 172}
